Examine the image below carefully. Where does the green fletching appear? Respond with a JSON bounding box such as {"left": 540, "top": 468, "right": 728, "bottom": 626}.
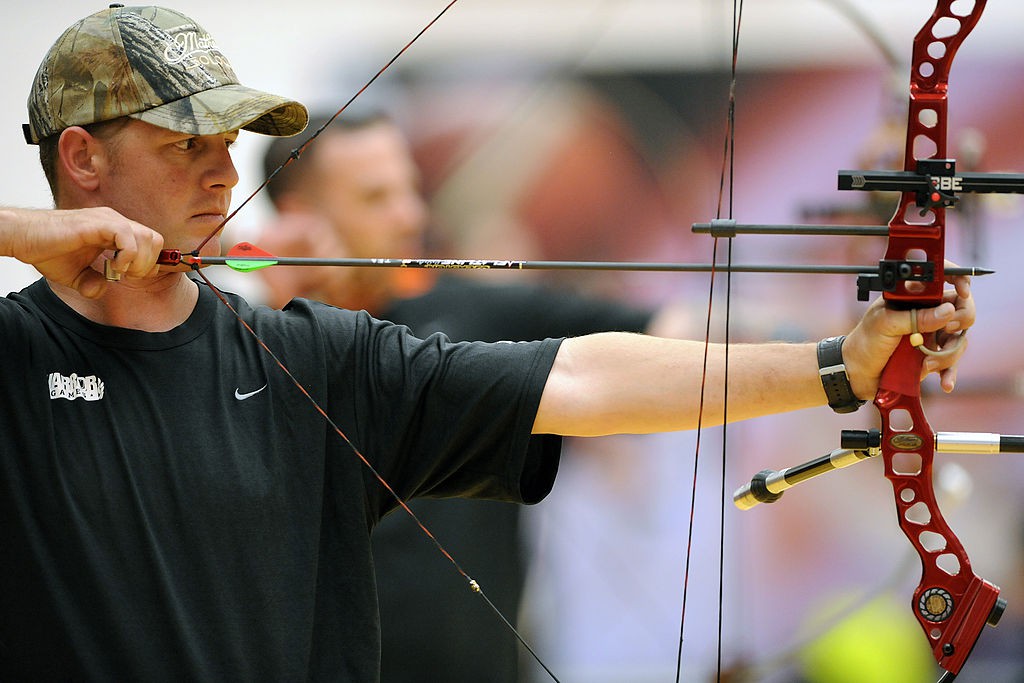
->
{"left": 225, "top": 258, "right": 277, "bottom": 272}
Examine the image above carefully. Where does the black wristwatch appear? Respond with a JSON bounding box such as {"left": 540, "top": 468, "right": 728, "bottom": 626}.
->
{"left": 816, "top": 336, "right": 867, "bottom": 414}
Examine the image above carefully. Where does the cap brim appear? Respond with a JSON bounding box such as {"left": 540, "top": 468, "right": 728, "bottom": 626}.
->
{"left": 130, "top": 84, "right": 308, "bottom": 138}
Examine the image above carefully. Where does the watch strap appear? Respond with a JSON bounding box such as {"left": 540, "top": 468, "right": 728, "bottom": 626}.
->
{"left": 817, "top": 335, "right": 867, "bottom": 414}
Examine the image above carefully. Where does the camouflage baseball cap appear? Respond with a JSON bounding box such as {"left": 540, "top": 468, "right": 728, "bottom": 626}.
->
{"left": 24, "top": 4, "right": 308, "bottom": 144}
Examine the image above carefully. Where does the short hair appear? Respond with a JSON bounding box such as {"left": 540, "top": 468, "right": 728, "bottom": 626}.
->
{"left": 261, "top": 111, "right": 392, "bottom": 208}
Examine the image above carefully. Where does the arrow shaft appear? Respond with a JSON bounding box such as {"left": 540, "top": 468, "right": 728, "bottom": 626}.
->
{"left": 691, "top": 222, "right": 890, "bottom": 237}
{"left": 176, "top": 253, "right": 990, "bottom": 276}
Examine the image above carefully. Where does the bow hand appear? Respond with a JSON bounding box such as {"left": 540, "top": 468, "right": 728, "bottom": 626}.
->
{"left": 843, "top": 281, "right": 971, "bottom": 401}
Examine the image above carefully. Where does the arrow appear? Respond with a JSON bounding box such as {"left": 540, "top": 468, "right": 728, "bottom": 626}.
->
{"left": 155, "top": 243, "right": 994, "bottom": 277}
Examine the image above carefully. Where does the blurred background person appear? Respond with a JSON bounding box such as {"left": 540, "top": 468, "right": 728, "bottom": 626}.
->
{"left": 256, "top": 109, "right": 697, "bottom": 682}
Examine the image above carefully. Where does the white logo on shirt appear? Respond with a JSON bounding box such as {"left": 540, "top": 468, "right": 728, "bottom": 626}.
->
{"left": 48, "top": 372, "right": 105, "bottom": 401}
{"left": 234, "top": 384, "right": 268, "bottom": 401}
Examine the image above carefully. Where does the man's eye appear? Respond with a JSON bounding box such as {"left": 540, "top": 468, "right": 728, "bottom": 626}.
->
{"left": 174, "top": 138, "right": 197, "bottom": 151}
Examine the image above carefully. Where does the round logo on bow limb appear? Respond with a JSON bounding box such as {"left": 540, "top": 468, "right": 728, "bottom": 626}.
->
{"left": 919, "top": 587, "right": 954, "bottom": 622}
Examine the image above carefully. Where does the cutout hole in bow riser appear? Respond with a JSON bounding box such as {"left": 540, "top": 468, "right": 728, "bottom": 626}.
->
{"left": 889, "top": 408, "right": 915, "bottom": 432}
{"left": 912, "top": 134, "right": 939, "bottom": 163}
{"left": 949, "top": 0, "right": 977, "bottom": 20}
{"left": 936, "top": 552, "right": 962, "bottom": 577}
{"left": 918, "top": 108, "right": 938, "bottom": 128}
{"left": 902, "top": 202, "right": 936, "bottom": 226}
{"left": 919, "top": 529, "right": 948, "bottom": 552}
{"left": 905, "top": 501, "right": 932, "bottom": 525}
{"left": 892, "top": 451, "right": 923, "bottom": 476}
{"left": 932, "top": 16, "right": 962, "bottom": 40}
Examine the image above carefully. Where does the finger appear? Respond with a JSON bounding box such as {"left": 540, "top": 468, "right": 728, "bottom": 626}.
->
{"left": 920, "top": 332, "right": 967, "bottom": 389}
{"left": 126, "top": 229, "right": 164, "bottom": 277}
{"left": 73, "top": 267, "right": 109, "bottom": 299}
{"left": 940, "top": 290, "right": 975, "bottom": 333}
{"left": 921, "top": 358, "right": 957, "bottom": 392}
{"left": 108, "top": 230, "right": 140, "bottom": 274}
{"left": 943, "top": 259, "right": 973, "bottom": 297}
{"left": 938, "top": 364, "right": 958, "bottom": 393}
{"left": 110, "top": 226, "right": 163, "bottom": 277}
{"left": 912, "top": 303, "right": 957, "bottom": 334}
{"left": 952, "top": 275, "right": 972, "bottom": 299}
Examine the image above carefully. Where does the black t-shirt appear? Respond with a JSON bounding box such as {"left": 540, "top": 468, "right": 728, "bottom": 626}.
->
{"left": 0, "top": 278, "right": 561, "bottom": 681}
{"left": 374, "top": 274, "right": 653, "bottom": 683}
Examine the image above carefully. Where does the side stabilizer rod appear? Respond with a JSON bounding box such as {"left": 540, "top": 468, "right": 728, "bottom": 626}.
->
{"left": 734, "top": 430, "right": 1024, "bottom": 510}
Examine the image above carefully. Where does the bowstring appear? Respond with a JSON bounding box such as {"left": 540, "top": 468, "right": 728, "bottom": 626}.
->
{"left": 180, "top": 1, "right": 562, "bottom": 679}
{"left": 192, "top": 268, "right": 561, "bottom": 680}
{"left": 676, "top": 0, "right": 742, "bottom": 681}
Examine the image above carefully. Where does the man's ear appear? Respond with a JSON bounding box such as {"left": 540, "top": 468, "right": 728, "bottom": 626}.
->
{"left": 56, "top": 126, "right": 103, "bottom": 192}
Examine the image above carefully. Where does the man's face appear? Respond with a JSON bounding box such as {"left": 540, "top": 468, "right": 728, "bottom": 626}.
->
{"left": 307, "top": 122, "right": 428, "bottom": 257}
{"left": 93, "top": 118, "right": 239, "bottom": 259}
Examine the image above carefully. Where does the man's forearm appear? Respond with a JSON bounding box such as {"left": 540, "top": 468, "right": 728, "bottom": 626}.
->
{"left": 533, "top": 332, "right": 823, "bottom": 436}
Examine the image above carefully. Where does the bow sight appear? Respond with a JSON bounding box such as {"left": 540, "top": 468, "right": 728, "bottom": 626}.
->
{"left": 838, "top": 160, "right": 1024, "bottom": 301}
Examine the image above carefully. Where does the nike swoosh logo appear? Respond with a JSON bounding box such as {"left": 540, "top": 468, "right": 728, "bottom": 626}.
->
{"left": 234, "top": 384, "right": 268, "bottom": 401}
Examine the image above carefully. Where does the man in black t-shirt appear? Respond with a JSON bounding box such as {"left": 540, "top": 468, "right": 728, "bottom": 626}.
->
{"left": 0, "top": 5, "right": 973, "bottom": 681}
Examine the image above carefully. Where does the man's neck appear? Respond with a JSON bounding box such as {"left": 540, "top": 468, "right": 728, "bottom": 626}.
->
{"left": 49, "top": 271, "right": 200, "bottom": 332}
